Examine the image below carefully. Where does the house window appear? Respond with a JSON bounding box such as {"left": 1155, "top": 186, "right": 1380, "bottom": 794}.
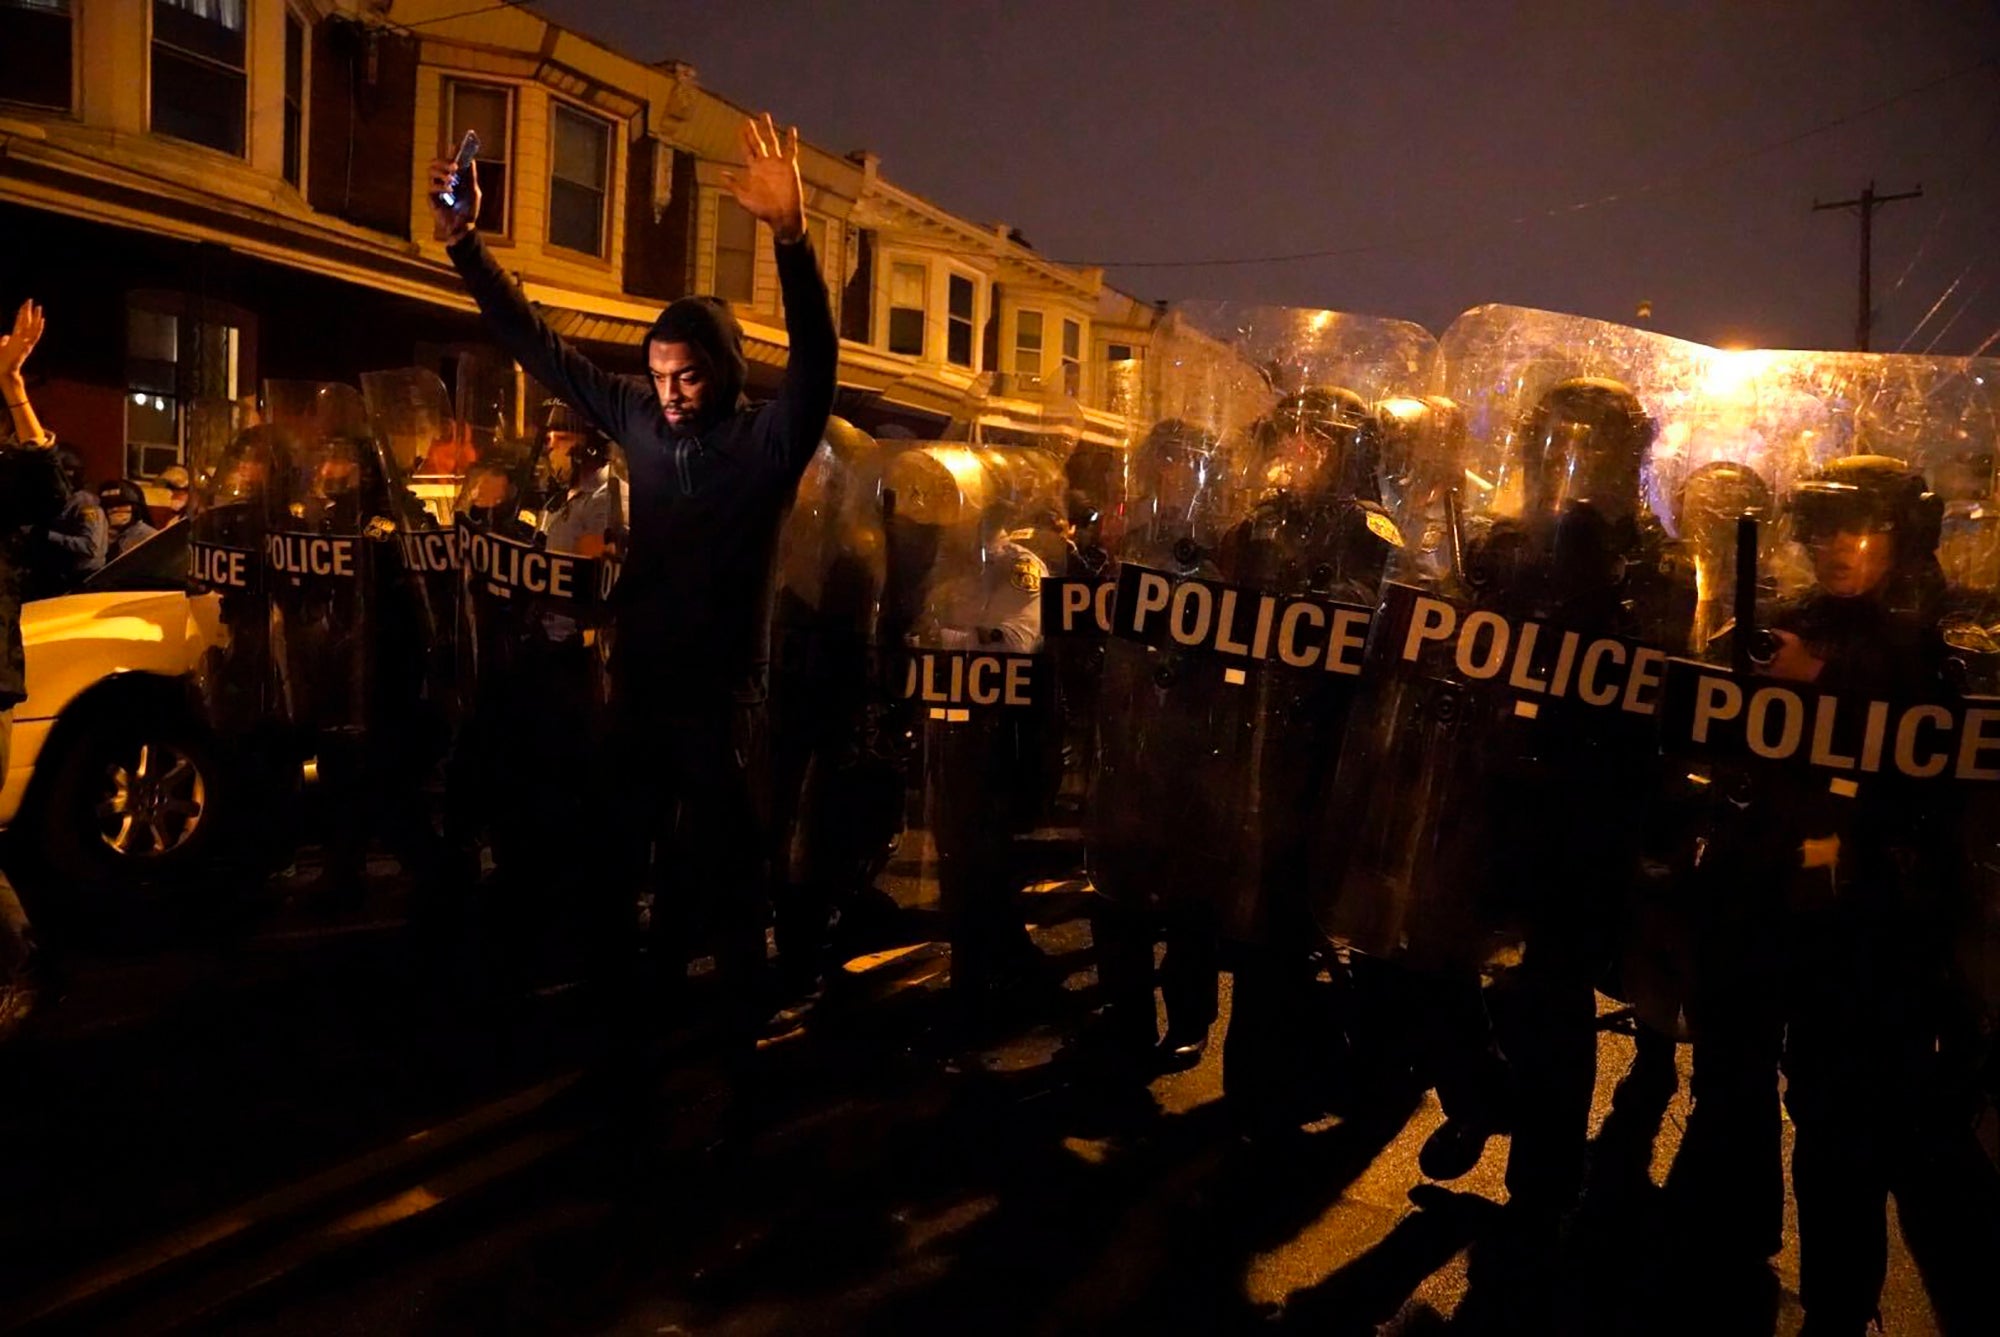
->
{"left": 714, "top": 196, "right": 757, "bottom": 303}
{"left": 947, "top": 274, "right": 975, "bottom": 368}
{"left": 443, "top": 80, "right": 512, "bottom": 236}
{"left": 125, "top": 305, "right": 239, "bottom": 479}
{"left": 0, "top": 0, "right": 74, "bottom": 113}
{"left": 1106, "top": 343, "right": 1134, "bottom": 363}
{"left": 887, "top": 261, "right": 927, "bottom": 357}
{"left": 1014, "top": 309, "right": 1044, "bottom": 378}
{"left": 151, "top": 0, "right": 248, "bottom": 156}
{"left": 1061, "top": 318, "right": 1083, "bottom": 396}
{"left": 549, "top": 103, "right": 611, "bottom": 257}
{"left": 282, "top": 9, "right": 306, "bottom": 188}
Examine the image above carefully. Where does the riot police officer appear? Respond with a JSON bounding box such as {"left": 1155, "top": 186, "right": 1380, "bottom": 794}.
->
{"left": 768, "top": 420, "right": 895, "bottom": 992}
{"left": 1216, "top": 387, "right": 1401, "bottom": 1120}
{"left": 1474, "top": 377, "right": 1694, "bottom": 1222}
{"left": 1679, "top": 455, "right": 1953, "bottom": 1332}
{"left": 899, "top": 482, "right": 1057, "bottom": 1010}
{"left": 1327, "top": 369, "right": 1695, "bottom": 1217}
{"left": 1085, "top": 419, "right": 1235, "bottom": 1070}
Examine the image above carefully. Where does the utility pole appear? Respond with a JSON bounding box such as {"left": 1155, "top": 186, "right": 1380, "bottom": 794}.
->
{"left": 1812, "top": 181, "right": 1922, "bottom": 350}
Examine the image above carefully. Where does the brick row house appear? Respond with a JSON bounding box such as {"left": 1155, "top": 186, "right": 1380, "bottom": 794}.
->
{"left": 0, "top": 0, "right": 1238, "bottom": 504}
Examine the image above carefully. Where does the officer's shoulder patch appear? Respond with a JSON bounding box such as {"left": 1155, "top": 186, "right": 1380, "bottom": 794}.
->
{"left": 1011, "top": 554, "right": 1043, "bottom": 594}
{"left": 1364, "top": 509, "right": 1404, "bottom": 548}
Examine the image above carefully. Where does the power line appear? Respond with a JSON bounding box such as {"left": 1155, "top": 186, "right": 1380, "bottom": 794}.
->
{"left": 1886, "top": 103, "right": 1999, "bottom": 310}
{"left": 1903, "top": 257, "right": 1980, "bottom": 352}
{"left": 1051, "top": 54, "right": 1996, "bottom": 271}
{"left": 1921, "top": 268, "right": 1992, "bottom": 355}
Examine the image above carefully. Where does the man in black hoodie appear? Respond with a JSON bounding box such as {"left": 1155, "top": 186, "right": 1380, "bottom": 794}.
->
{"left": 429, "top": 113, "right": 837, "bottom": 1042}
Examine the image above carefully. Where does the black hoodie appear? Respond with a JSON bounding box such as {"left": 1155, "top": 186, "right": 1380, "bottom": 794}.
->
{"left": 449, "top": 231, "right": 837, "bottom": 698}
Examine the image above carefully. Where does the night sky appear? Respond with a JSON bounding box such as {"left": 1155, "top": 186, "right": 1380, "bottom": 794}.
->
{"left": 533, "top": 0, "right": 2000, "bottom": 357}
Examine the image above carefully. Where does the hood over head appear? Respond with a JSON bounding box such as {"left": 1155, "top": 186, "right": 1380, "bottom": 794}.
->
{"left": 647, "top": 296, "right": 749, "bottom": 431}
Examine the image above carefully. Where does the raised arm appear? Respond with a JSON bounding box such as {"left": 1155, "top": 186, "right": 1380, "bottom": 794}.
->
{"left": 429, "top": 156, "right": 645, "bottom": 444}
{"left": 726, "top": 115, "right": 837, "bottom": 476}
{"left": 1, "top": 301, "right": 53, "bottom": 448}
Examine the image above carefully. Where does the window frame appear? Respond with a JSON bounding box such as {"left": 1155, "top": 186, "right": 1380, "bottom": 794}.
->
{"left": 1013, "top": 308, "right": 1045, "bottom": 379}
{"left": 1061, "top": 316, "right": 1083, "bottom": 397}
{"left": 0, "top": 0, "right": 78, "bottom": 115}
{"left": 441, "top": 77, "right": 515, "bottom": 240}
{"left": 885, "top": 258, "right": 929, "bottom": 358}
{"left": 148, "top": 0, "right": 251, "bottom": 159}
{"left": 281, "top": 5, "right": 308, "bottom": 190}
{"left": 545, "top": 98, "right": 615, "bottom": 261}
{"left": 122, "top": 297, "right": 243, "bottom": 482}
{"left": 945, "top": 270, "right": 978, "bottom": 370}
{"left": 712, "top": 192, "right": 760, "bottom": 305}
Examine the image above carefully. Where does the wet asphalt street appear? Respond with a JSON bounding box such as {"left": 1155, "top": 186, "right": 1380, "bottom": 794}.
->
{"left": 3, "top": 868, "right": 1997, "bottom": 1335}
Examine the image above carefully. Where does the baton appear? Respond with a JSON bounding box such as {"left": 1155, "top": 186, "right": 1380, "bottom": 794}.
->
{"left": 1733, "top": 512, "right": 1776, "bottom": 674}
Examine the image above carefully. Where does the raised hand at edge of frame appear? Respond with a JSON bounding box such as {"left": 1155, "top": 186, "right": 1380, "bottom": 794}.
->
{"left": 721, "top": 113, "right": 807, "bottom": 245}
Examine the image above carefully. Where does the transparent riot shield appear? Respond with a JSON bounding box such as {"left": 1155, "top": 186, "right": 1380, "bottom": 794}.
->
{"left": 1648, "top": 344, "right": 2000, "bottom": 1136}
{"left": 361, "top": 368, "right": 468, "bottom": 724}
{"left": 1087, "top": 303, "right": 1432, "bottom": 943}
{"left": 1316, "top": 306, "right": 1706, "bottom": 969}
{"left": 770, "top": 418, "right": 895, "bottom": 953}
{"left": 875, "top": 439, "right": 1066, "bottom": 962}
{"left": 450, "top": 392, "right": 624, "bottom": 887}
{"left": 261, "top": 382, "right": 376, "bottom": 743}
{"left": 186, "top": 399, "right": 273, "bottom": 740}
{"left": 1650, "top": 347, "right": 2000, "bottom": 1235}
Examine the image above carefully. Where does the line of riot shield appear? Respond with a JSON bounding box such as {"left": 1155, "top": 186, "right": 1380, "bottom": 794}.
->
{"left": 1648, "top": 347, "right": 2000, "bottom": 1293}
{"left": 1087, "top": 303, "right": 1433, "bottom": 945}
{"left": 769, "top": 417, "right": 896, "bottom": 971}
{"left": 876, "top": 435, "right": 1067, "bottom": 990}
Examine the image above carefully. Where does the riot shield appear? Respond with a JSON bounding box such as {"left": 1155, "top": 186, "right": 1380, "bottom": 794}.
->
{"left": 875, "top": 439, "right": 1065, "bottom": 975}
{"left": 1649, "top": 347, "right": 2000, "bottom": 1250}
{"left": 1315, "top": 306, "right": 1707, "bottom": 968}
{"left": 450, "top": 390, "right": 624, "bottom": 895}
{"left": 362, "top": 368, "right": 469, "bottom": 725}
{"left": 260, "top": 381, "right": 376, "bottom": 742}
{"left": 186, "top": 399, "right": 272, "bottom": 740}
{"left": 1086, "top": 303, "right": 1432, "bottom": 943}
{"left": 769, "top": 418, "right": 896, "bottom": 960}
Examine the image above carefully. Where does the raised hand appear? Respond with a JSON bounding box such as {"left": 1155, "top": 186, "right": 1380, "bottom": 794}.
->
{"left": 0, "top": 299, "right": 45, "bottom": 381}
{"left": 721, "top": 113, "right": 806, "bottom": 243}
{"left": 427, "top": 153, "right": 482, "bottom": 244}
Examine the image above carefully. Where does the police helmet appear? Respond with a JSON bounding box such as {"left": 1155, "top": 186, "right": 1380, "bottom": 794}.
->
{"left": 97, "top": 479, "right": 146, "bottom": 515}
{"left": 540, "top": 398, "right": 610, "bottom": 473}
{"left": 1675, "top": 460, "right": 1773, "bottom": 536}
{"left": 1788, "top": 454, "right": 1942, "bottom": 557}
{"left": 1517, "top": 376, "right": 1652, "bottom": 521}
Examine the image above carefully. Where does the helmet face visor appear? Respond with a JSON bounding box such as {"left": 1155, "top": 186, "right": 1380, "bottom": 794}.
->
{"left": 1789, "top": 481, "right": 1897, "bottom": 546}
{"left": 1526, "top": 417, "right": 1637, "bottom": 524}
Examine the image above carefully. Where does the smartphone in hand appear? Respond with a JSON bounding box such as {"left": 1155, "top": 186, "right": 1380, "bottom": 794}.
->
{"left": 437, "top": 130, "right": 482, "bottom": 211}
